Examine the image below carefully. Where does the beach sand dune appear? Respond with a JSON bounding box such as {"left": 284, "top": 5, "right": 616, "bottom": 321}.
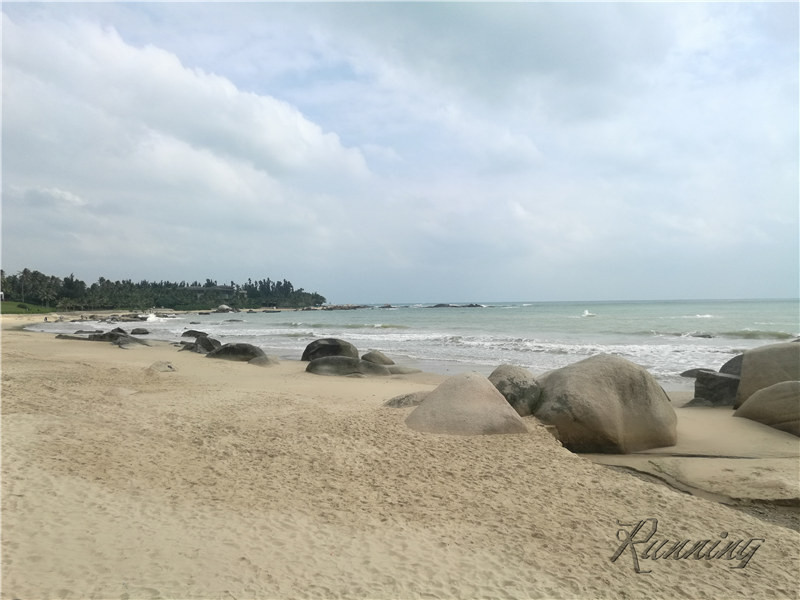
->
{"left": 2, "top": 315, "right": 799, "bottom": 599}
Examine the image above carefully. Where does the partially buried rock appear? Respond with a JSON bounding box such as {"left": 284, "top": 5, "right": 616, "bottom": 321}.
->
{"left": 301, "top": 338, "right": 359, "bottom": 361}
{"left": 385, "top": 391, "right": 429, "bottom": 408}
{"left": 405, "top": 372, "right": 529, "bottom": 436}
{"left": 206, "top": 343, "right": 266, "bottom": 362}
{"left": 131, "top": 328, "right": 149, "bottom": 335}
{"left": 306, "top": 356, "right": 391, "bottom": 376}
{"left": 147, "top": 361, "right": 176, "bottom": 373}
{"left": 734, "top": 381, "right": 800, "bottom": 436}
{"left": 535, "top": 354, "right": 677, "bottom": 453}
{"left": 488, "top": 364, "right": 542, "bottom": 417}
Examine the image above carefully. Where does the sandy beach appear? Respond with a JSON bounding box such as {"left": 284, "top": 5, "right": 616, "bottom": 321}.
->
{"left": 2, "top": 313, "right": 799, "bottom": 599}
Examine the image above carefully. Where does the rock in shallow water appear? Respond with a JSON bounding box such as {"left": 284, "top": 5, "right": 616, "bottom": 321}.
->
{"left": 306, "top": 356, "right": 391, "bottom": 376}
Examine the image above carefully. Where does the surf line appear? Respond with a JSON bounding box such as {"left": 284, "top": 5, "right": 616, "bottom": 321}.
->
{"left": 610, "top": 518, "right": 764, "bottom": 573}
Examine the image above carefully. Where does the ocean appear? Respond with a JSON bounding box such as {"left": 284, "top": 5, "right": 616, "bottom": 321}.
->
{"left": 27, "top": 299, "right": 799, "bottom": 391}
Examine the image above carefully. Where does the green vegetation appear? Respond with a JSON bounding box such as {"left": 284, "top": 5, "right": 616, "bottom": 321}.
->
{"left": 0, "top": 269, "right": 326, "bottom": 312}
{"left": 1, "top": 301, "right": 53, "bottom": 314}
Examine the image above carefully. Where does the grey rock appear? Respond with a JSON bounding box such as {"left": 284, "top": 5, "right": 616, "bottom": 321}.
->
{"left": 301, "top": 338, "right": 359, "bottom": 361}
{"left": 384, "top": 391, "right": 430, "bottom": 408}
{"left": 685, "top": 370, "right": 740, "bottom": 407}
{"left": 182, "top": 329, "right": 209, "bottom": 338}
{"left": 206, "top": 343, "right": 267, "bottom": 362}
{"left": 306, "top": 356, "right": 391, "bottom": 376}
{"left": 194, "top": 335, "right": 222, "bottom": 354}
{"left": 361, "top": 350, "right": 395, "bottom": 365}
{"left": 405, "top": 372, "right": 529, "bottom": 436}
{"left": 536, "top": 354, "right": 677, "bottom": 453}
{"left": 736, "top": 343, "right": 800, "bottom": 408}
{"left": 488, "top": 364, "right": 542, "bottom": 417}
{"left": 719, "top": 354, "right": 744, "bottom": 376}
{"left": 88, "top": 331, "right": 149, "bottom": 346}
{"left": 680, "top": 368, "right": 711, "bottom": 378}
{"left": 734, "top": 381, "right": 800, "bottom": 436}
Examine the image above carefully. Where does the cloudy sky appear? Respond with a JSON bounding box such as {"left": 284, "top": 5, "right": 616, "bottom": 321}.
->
{"left": 2, "top": 2, "right": 797, "bottom": 304}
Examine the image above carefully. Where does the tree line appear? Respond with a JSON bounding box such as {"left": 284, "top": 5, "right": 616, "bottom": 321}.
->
{"left": 0, "top": 269, "right": 327, "bottom": 311}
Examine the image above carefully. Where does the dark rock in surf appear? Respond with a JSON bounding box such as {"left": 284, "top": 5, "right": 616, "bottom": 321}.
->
{"left": 306, "top": 356, "right": 391, "bottom": 377}
{"left": 301, "top": 338, "right": 359, "bottom": 362}
{"left": 361, "top": 350, "right": 395, "bottom": 365}
{"left": 206, "top": 343, "right": 267, "bottom": 362}
{"left": 182, "top": 329, "right": 209, "bottom": 338}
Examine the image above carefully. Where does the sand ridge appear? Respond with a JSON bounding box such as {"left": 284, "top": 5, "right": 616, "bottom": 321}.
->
{"left": 2, "top": 314, "right": 799, "bottom": 599}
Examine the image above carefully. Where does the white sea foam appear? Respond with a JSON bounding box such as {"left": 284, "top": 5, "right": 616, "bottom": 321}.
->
{"left": 26, "top": 299, "right": 798, "bottom": 389}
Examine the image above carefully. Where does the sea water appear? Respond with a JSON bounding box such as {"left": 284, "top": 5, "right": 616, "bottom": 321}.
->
{"left": 27, "top": 299, "right": 799, "bottom": 391}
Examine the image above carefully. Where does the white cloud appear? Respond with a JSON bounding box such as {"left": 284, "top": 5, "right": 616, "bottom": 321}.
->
{"left": 1, "top": 3, "right": 797, "bottom": 302}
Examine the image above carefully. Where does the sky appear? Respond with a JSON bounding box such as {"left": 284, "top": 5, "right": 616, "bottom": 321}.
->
{"left": 2, "top": 2, "right": 798, "bottom": 304}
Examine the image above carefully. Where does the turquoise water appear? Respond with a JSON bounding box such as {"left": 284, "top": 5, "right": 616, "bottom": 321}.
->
{"left": 28, "top": 299, "right": 799, "bottom": 390}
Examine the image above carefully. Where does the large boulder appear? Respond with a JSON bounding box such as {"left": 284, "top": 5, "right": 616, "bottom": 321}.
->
{"left": 405, "top": 372, "right": 529, "bottom": 436}
{"left": 206, "top": 343, "right": 266, "bottom": 362}
{"left": 306, "top": 356, "right": 391, "bottom": 376}
{"left": 734, "top": 381, "right": 800, "bottom": 436}
{"left": 535, "top": 354, "right": 677, "bottom": 453}
{"left": 488, "top": 364, "right": 542, "bottom": 417}
{"left": 735, "top": 343, "right": 800, "bottom": 408}
{"left": 301, "top": 338, "right": 359, "bottom": 362}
